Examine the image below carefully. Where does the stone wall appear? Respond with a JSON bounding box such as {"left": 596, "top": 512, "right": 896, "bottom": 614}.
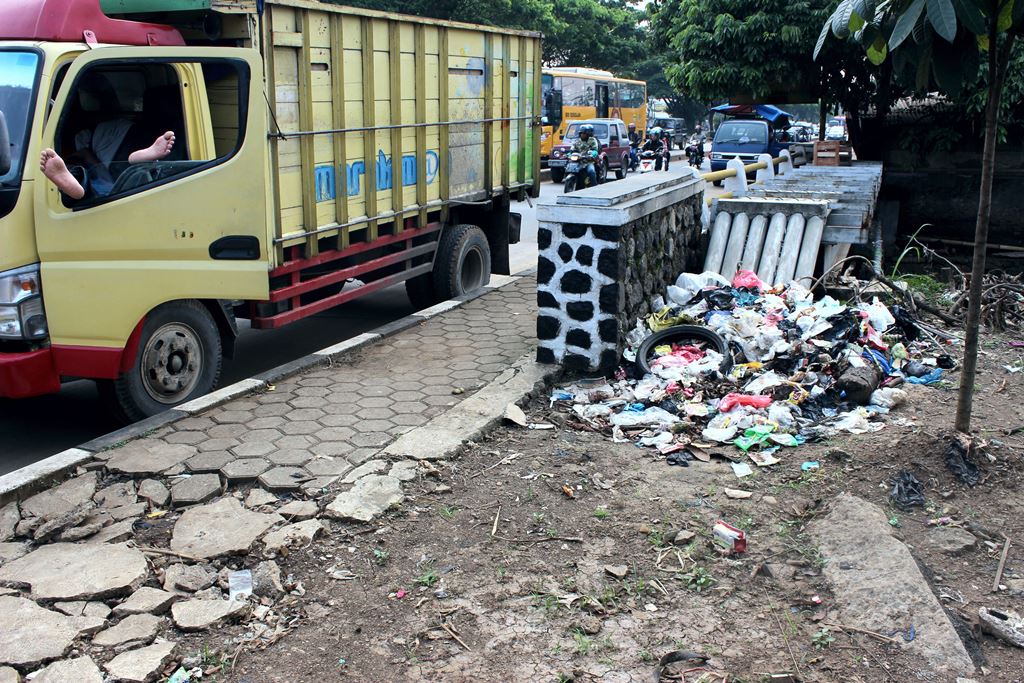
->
{"left": 535, "top": 173, "right": 704, "bottom": 372}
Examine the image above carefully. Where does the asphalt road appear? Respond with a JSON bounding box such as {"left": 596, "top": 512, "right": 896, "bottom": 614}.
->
{"left": 0, "top": 164, "right": 708, "bottom": 474}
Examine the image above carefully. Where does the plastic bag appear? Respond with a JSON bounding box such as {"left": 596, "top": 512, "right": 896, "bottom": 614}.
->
{"left": 870, "top": 387, "right": 908, "bottom": 409}
{"left": 734, "top": 424, "right": 776, "bottom": 451}
{"left": 857, "top": 297, "right": 896, "bottom": 333}
{"left": 905, "top": 368, "right": 943, "bottom": 385}
{"left": 718, "top": 392, "right": 773, "bottom": 412}
{"left": 732, "top": 269, "right": 765, "bottom": 291}
{"left": 609, "top": 406, "right": 680, "bottom": 427}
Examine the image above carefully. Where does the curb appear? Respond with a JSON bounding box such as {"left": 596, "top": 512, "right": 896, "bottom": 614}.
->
{"left": 0, "top": 272, "right": 530, "bottom": 506}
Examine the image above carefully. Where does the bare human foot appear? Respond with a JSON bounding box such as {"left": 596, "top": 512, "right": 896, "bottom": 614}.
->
{"left": 39, "top": 148, "right": 85, "bottom": 199}
{"left": 128, "top": 131, "right": 175, "bottom": 164}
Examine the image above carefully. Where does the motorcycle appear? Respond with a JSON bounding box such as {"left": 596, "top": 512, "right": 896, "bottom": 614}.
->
{"left": 685, "top": 139, "right": 704, "bottom": 168}
{"left": 628, "top": 141, "right": 640, "bottom": 172}
{"left": 563, "top": 150, "right": 602, "bottom": 193}
{"left": 637, "top": 150, "right": 657, "bottom": 173}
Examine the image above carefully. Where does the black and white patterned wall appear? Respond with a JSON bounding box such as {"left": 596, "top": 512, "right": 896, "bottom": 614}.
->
{"left": 536, "top": 180, "right": 704, "bottom": 373}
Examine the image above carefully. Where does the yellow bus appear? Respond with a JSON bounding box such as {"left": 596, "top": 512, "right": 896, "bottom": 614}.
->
{"left": 541, "top": 68, "right": 646, "bottom": 163}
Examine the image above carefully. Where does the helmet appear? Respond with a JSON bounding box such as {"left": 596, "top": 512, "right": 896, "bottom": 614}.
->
{"left": 579, "top": 123, "right": 594, "bottom": 137}
{"left": 650, "top": 126, "right": 663, "bottom": 140}
{"left": 627, "top": 122, "right": 636, "bottom": 129}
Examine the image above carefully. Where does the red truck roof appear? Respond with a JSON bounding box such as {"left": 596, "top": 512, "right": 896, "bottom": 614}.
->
{"left": 0, "top": 0, "right": 184, "bottom": 46}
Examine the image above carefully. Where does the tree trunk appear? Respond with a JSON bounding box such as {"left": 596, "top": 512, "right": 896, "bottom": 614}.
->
{"left": 955, "top": 29, "right": 1016, "bottom": 433}
{"left": 818, "top": 97, "right": 827, "bottom": 141}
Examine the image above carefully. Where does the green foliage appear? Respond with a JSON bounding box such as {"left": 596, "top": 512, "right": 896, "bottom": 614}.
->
{"left": 334, "top": 0, "right": 646, "bottom": 73}
{"left": 812, "top": 627, "right": 836, "bottom": 649}
{"left": 649, "top": 0, "right": 837, "bottom": 103}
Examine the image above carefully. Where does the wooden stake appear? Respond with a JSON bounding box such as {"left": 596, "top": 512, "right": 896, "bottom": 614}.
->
{"left": 491, "top": 506, "right": 501, "bottom": 537}
{"left": 993, "top": 537, "right": 1011, "bottom": 592}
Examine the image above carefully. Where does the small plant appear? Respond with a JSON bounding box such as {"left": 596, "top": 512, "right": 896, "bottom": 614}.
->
{"left": 682, "top": 565, "right": 715, "bottom": 592}
{"left": 546, "top": 527, "right": 558, "bottom": 538}
{"left": 888, "top": 512, "right": 901, "bottom": 528}
{"left": 415, "top": 567, "right": 440, "bottom": 588}
{"left": 593, "top": 506, "right": 611, "bottom": 520}
{"left": 812, "top": 627, "right": 835, "bottom": 650}
{"left": 572, "top": 629, "right": 595, "bottom": 655}
{"left": 638, "top": 649, "right": 655, "bottom": 663}
{"left": 648, "top": 528, "right": 666, "bottom": 548}
{"left": 438, "top": 505, "right": 457, "bottom": 520}
{"left": 495, "top": 567, "right": 508, "bottom": 582}
{"left": 532, "top": 511, "right": 546, "bottom": 525}
{"left": 373, "top": 548, "right": 390, "bottom": 565}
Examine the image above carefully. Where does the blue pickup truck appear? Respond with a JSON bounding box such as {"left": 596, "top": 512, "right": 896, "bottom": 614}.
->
{"left": 708, "top": 104, "right": 792, "bottom": 178}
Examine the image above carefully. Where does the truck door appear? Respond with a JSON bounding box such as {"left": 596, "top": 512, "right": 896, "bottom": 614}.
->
{"left": 34, "top": 46, "right": 269, "bottom": 355}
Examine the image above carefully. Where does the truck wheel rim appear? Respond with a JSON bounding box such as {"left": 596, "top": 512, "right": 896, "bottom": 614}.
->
{"left": 141, "top": 322, "right": 203, "bottom": 404}
{"left": 460, "top": 247, "right": 485, "bottom": 293}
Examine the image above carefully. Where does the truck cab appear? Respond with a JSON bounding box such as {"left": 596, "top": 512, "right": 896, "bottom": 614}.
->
{"left": 0, "top": 0, "right": 540, "bottom": 421}
{"left": 708, "top": 103, "right": 792, "bottom": 174}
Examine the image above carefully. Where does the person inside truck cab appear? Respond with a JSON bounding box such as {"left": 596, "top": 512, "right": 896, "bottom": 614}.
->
{"left": 38, "top": 72, "right": 177, "bottom": 200}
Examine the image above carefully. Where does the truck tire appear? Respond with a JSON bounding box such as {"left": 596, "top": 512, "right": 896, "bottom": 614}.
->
{"left": 405, "top": 272, "right": 440, "bottom": 309}
{"left": 550, "top": 168, "right": 565, "bottom": 183}
{"left": 433, "top": 224, "right": 491, "bottom": 300}
{"left": 101, "top": 300, "right": 222, "bottom": 423}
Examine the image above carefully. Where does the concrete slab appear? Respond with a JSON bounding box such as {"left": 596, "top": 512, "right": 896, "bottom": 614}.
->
{"left": 30, "top": 656, "right": 103, "bottom": 683}
{"left": 170, "top": 599, "right": 248, "bottom": 631}
{"left": 0, "top": 543, "right": 147, "bottom": 601}
{"left": 325, "top": 475, "right": 404, "bottom": 523}
{"left": 0, "top": 596, "right": 97, "bottom": 668}
{"left": 103, "top": 641, "right": 177, "bottom": 682}
{"left": 169, "top": 498, "right": 281, "bottom": 560}
{"left": 113, "top": 587, "right": 178, "bottom": 616}
{"left": 170, "top": 474, "right": 222, "bottom": 506}
{"left": 105, "top": 442, "right": 196, "bottom": 476}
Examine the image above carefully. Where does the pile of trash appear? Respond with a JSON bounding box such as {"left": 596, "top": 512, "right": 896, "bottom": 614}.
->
{"left": 553, "top": 270, "right": 956, "bottom": 473}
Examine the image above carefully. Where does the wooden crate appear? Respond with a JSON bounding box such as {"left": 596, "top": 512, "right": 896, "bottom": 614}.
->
{"left": 813, "top": 140, "right": 841, "bottom": 166}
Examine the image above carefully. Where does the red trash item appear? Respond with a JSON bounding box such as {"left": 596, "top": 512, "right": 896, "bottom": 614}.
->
{"left": 732, "top": 269, "right": 765, "bottom": 290}
{"left": 713, "top": 521, "right": 747, "bottom": 553}
{"left": 717, "top": 392, "right": 773, "bottom": 412}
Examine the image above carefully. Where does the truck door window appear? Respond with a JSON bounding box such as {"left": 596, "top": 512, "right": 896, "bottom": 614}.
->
{"left": 52, "top": 59, "right": 248, "bottom": 209}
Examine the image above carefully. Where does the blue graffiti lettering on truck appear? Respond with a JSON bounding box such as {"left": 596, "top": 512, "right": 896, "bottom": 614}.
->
{"left": 314, "top": 150, "right": 440, "bottom": 202}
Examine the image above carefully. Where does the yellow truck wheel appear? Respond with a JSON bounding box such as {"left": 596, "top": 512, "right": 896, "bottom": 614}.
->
{"left": 102, "top": 300, "right": 223, "bottom": 423}
{"left": 432, "top": 225, "right": 491, "bottom": 300}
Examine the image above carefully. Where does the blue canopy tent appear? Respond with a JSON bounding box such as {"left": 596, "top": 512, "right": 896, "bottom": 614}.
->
{"left": 710, "top": 104, "right": 793, "bottom": 125}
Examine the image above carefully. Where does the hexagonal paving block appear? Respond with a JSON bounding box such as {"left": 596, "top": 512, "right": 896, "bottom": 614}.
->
{"left": 389, "top": 380, "right": 425, "bottom": 393}
{"left": 354, "top": 384, "right": 390, "bottom": 398}
{"left": 175, "top": 416, "right": 216, "bottom": 431}
{"left": 354, "top": 396, "right": 390, "bottom": 410}
{"left": 346, "top": 448, "right": 381, "bottom": 465}
{"left": 424, "top": 395, "right": 457, "bottom": 407}
{"left": 248, "top": 416, "right": 286, "bottom": 430}
{"left": 266, "top": 449, "right": 315, "bottom": 466}
{"left": 186, "top": 451, "right": 235, "bottom": 473}
{"left": 356, "top": 419, "right": 396, "bottom": 432}
{"left": 220, "top": 458, "right": 272, "bottom": 481}
{"left": 237, "top": 428, "right": 284, "bottom": 444}
{"left": 389, "top": 390, "right": 425, "bottom": 402}
{"left": 212, "top": 409, "right": 255, "bottom": 424}
{"left": 288, "top": 396, "right": 326, "bottom": 409}
{"left": 319, "top": 414, "right": 361, "bottom": 428}
{"left": 286, "top": 408, "right": 326, "bottom": 422}
{"left": 259, "top": 466, "right": 314, "bottom": 491}
{"left": 231, "top": 441, "right": 277, "bottom": 458}
{"left": 349, "top": 431, "right": 392, "bottom": 448}
{"left": 280, "top": 420, "right": 322, "bottom": 436}
{"left": 304, "top": 457, "right": 353, "bottom": 477}
{"left": 195, "top": 437, "right": 241, "bottom": 453}
{"left": 294, "top": 386, "right": 331, "bottom": 398}
{"left": 356, "top": 407, "right": 394, "bottom": 421}
{"left": 299, "top": 376, "right": 333, "bottom": 387}
{"left": 171, "top": 473, "right": 222, "bottom": 505}
{"left": 165, "top": 431, "right": 207, "bottom": 446}
{"left": 276, "top": 435, "right": 316, "bottom": 449}
{"left": 391, "top": 401, "right": 428, "bottom": 415}
{"left": 254, "top": 403, "right": 291, "bottom": 417}
{"left": 310, "top": 441, "right": 354, "bottom": 458}
{"left": 206, "top": 423, "right": 249, "bottom": 439}
{"left": 391, "top": 413, "right": 429, "bottom": 427}
{"left": 316, "top": 426, "right": 356, "bottom": 441}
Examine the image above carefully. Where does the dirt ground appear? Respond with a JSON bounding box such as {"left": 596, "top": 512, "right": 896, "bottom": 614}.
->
{"left": 179, "top": 335, "right": 1024, "bottom": 683}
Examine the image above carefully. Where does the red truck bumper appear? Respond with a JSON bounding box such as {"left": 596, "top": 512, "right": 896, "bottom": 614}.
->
{"left": 0, "top": 348, "right": 62, "bottom": 399}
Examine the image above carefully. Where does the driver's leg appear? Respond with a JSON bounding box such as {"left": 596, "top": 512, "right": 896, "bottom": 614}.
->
{"left": 585, "top": 164, "right": 597, "bottom": 186}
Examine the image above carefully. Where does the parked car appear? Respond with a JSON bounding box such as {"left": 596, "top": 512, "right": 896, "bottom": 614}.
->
{"left": 548, "top": 118, "right": 631, "bottom": 183}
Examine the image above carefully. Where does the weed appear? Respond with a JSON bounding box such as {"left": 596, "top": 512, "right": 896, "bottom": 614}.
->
{"left": 638, "top": 649, "right": 655, "bottom": 663}
{"left": 532, "top": 512, "right": 546, "bottom": 525}
{"left": 495, "top": 567, "right": 508, "bottom": 582}
{"left": 593, "top": 506, "right": 611, "bottom": 520}
{"left": 682, "top": 565, "right": 715, "bottom": 592}
{"left": 812, "top": 627, "right": 836, "bottom": 650}
{"left": 438, "top": 505, "right": 457, "bottom": 520}
{"left": 524, "top": 486, "right": 536, "bottom": 502}
{"left": 546, "top": 527, "right": 558, "bottom": 538}
{"left": 572, "top": 630, "right": 595, "bottom": 655}
{"left": 735, "top": 515, "right": 755, "bottom": 531}
{"left": 648, "top": 528, "right": 666, "bottom": 548}
{"left": 888, "top": 512, "right": 901, "bottom": 528}
{"left": 622, "top": 578, "right": 653, "bottom": 598}
{"left": 415, "top": 567, "right": 440, "bottom": 588}
{"left": 556, "top": 673, "right": 571, "bottom": 683}
{"left": 561, "top": 576, "right": 577, "bottom": 591}
{"left": 372, "top": 548, "right": 390, "bottom": 566}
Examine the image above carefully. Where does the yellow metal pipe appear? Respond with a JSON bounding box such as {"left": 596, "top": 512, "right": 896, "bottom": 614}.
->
{"left": 699, "top": 155, "right": 786, "bottom": 182}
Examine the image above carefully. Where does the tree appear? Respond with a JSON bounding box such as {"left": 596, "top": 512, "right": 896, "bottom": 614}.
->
{"left": 817, "top": 0, "right": 1022, "bottom": 433}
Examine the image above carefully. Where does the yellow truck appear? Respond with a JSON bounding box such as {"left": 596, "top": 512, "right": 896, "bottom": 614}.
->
{"left": 0, "top": 0, "right": 541, "bottom": 420}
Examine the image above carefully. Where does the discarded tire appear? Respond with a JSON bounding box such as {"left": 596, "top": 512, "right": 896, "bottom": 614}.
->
{"left": 636, "top": 325, "right": 732, "bottom": 375}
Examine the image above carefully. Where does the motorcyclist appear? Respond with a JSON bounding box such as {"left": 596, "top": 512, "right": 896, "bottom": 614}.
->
{"left": 571, "top": 123, "right": 600, "bottom": 187}
{"left": 642, "top": 126, "right": 670, "bottom": 171}
{"left": 627, "top": 122, "right": 641, "bottom": 169}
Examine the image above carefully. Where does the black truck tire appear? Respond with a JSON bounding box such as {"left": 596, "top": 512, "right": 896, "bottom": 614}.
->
{"left": 101, "top": 300, "right": 222, "bottom": 423}
{"left": 433, "top": 224, "right": 491, "bottom": 300}
{"left": 405, "top": 272, "right": 440, "bottom": 309}
{"left": 550, "top": 167, "right": 565, "bottom": 183}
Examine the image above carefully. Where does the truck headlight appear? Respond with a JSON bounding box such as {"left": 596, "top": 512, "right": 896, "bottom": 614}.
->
{"left": 0, "top": 264, "right": 48, "bottom": 340}
{"left": 711, "top": 153, "right": 724, "bottom": 161}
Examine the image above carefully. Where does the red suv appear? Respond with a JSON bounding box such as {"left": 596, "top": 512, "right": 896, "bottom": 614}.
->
{"left": 548, "top": 118, "right": 631, "bottom": 184}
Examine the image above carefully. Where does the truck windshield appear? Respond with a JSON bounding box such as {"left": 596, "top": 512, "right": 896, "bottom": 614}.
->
{"left": 0, "top": 51, "right": 40, "bottom": 186}
{"left": 714, "top": 121, "right": 767, "bottom": 145}
{"left": 564, "top": 123, "right": 608, "bottom": 140}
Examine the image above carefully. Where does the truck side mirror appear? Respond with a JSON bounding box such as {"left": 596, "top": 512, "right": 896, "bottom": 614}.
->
{"left": 0, "top": 111, "right": 11, "bottom": 177}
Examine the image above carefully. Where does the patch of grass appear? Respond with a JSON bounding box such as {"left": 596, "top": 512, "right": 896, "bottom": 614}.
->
{"left": 438, "top": 505, "right": 458, "bottom": 520}
{"left": 888, "top": 512, "right": 901, "bottom": 528}
{"left": 896, "top": 273, "right": 947, "bottom": 306}
{"left": 682, "top": 565, "right": 715, "bottom": 592}
{"left": 571, "top": 631, "right": 616, "bottom": 656}
{"left": 812, "top": 627, "right": 836, "bottom": 650}
{"left": 638, "top": 649, "right": 655, "bottom": 663}
{"left": 593, "top": 506, "right": 611, "bottom": 520}
{"left": 372, "top": 548, "right": 390, "bottom": 566}
{"left": 415, "top": 567, "right": 440, "bottom": 588}
{"left": 532, "top": 511, "right": 546, "bottom": 525}
{"left": 648, "top": 528, "right": 666, "bottom": 548}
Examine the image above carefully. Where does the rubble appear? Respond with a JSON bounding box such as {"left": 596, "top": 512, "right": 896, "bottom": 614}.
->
{"left": 94, "top": 481, "right": 137, "bottom": 509}
{"left": 104, "top": 442, "right": 196, "bottom": 476}
{"left": 169, "top": 498, "right": 282, "bottom": 560}
{"left": 252, "top": 560, "right": 285, "bottom": 599}
{"left": 0, "top": 543, "right": 147, "bottom": 601}
{"left": 114, "top": 587, "right": 178, "bottom": 616}
{"left": 20, "top": 473, "right": 96, "bottom": 521}
{"left": 325, "top": 475, "right": 404, "bottom": 522}
{"left": 0, "top": 596, "right": 101, "bottom": 668}
{"left": 0, "top": 542, "right": 29, "bottom": 566}
{"left": 170, "top": 599, "right": 248, "bottom": 631}
{"left": 30, "top": 656, "right": 104, "bottom": 683}
{"left": 0, "top": 503, "right": 18, "bottom": 542}
{"left": 928, "top": 527, "right": 978, "bottom": 556}
{"left": 103, "top": 641, "right": 177, "bottom": 682}
{"left": 262, "top": 519, "right": 326, "bottom": 554}
{"left": 162, "top": 564, "right": 217, "bottom": 593}
{"left": 137, "top": 479, "right": 170, "bottom": 508}
{"left": 341, "top": 460, "right": 388, "bottom": 484}
{"left": 244, "top": 488, "right": 278, "bottom": 508}
{"left": 87, "top": 519, "right": 136, "bottom": 544}
{"left": 0, "top": 667, "right": 16, "bottom": 683}
{"left": 169, "top": 474, "right": 222, "bottom": 506}
{"left": 53, "top": 601, "right": 111, "bottom": 619}
{"left": 277, "top": 500, "right": 318, "bottom": 520}
{"left": 92, "top": 614, "right": 163, "bottom": 648}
